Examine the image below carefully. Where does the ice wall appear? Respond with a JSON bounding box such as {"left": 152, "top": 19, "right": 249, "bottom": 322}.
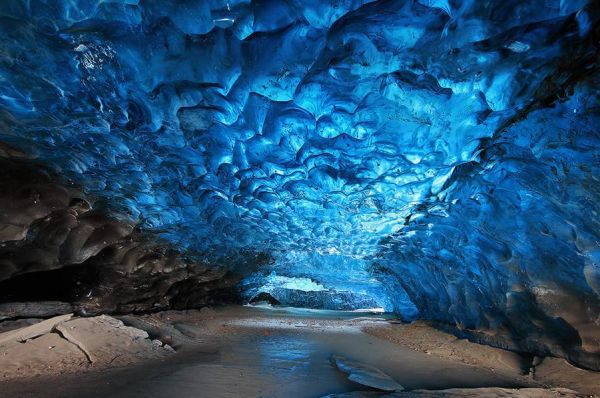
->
{"left": 0, "top": 0, "right": 599, "bottom": 367}
{"left": 375, "top": 69, "right": 600, "bottom": 367}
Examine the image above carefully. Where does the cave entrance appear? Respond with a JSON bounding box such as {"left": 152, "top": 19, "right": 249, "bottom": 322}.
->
{"left": 238, "top": 251, "right": 418, "bottom": 317}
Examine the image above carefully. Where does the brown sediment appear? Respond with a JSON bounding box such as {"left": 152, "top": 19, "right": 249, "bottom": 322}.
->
{"left": 1, "top": 306, "right": 597, "bottom": 397}
{"left": 362, "top": 321, "right": 600, "bottom": 396}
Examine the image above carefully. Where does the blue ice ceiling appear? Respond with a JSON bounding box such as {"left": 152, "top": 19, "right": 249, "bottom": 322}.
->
{"left": 1, "top": 0, "right": 600, "bottom": 362}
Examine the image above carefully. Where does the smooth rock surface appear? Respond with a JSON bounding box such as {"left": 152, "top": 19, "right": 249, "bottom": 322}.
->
{"left": 54, "top": 315, "right": 171, "bottom": 365}
{"left": 0, "top": 333, "right": 87, "bottom": 379}
{"left": 331, "top": 355, "right": 405, "bottom": 392}
{"left": 0, "top": 314, "right": 174, "bottom": 380}
{"left": 0, "top": 314, "right": 73, "bottom": 345}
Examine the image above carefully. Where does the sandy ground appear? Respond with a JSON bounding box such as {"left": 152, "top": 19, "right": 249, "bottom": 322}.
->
{"left": 363, "top": 322, "right": 600, "bottom": 396}
{"left": 0, "top": 305, "right": 597, "bottom": 397}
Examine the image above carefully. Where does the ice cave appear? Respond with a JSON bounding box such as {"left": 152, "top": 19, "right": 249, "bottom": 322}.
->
{"left": 0, "top": 1, "right": 599, "bottom": 397}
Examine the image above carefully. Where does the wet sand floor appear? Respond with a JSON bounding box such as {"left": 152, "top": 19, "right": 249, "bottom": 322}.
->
{"left": 1, "top": 308, "right": 535, "bottom": 398}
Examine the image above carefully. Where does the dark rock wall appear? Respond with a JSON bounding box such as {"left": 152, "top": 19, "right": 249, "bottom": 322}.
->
{"left": 0, "top": 156, "right": 240, "bottom": 315}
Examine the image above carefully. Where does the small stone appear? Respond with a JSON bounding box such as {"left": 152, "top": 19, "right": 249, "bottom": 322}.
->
{"left": 331, "top": 355, "right": 404, "bottom": 392}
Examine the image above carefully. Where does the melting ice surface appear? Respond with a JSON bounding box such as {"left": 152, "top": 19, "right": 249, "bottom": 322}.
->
{"left": 1, "top": 0, "right": 600, "bottom": 359}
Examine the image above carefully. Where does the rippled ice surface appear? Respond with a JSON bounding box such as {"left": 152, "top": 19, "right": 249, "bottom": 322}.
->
{"left": 1, "top": 0, "right": 591, "bottom": 254}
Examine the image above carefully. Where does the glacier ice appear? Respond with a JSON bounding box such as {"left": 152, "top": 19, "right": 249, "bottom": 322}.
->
{"left": 240, "top": 253, "right": 412, "bottom": 312}
{"left": 0, "top": 0, "right": 599, "bottom": 367}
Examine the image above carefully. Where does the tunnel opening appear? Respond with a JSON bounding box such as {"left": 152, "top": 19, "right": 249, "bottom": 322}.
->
{"left": 239, "top": 251, "right": 418, "bottom": 317}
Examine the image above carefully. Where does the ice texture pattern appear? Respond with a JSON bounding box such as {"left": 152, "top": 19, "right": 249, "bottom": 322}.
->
{"left": 0, "top": 0, "right": 599, "bottom": 366}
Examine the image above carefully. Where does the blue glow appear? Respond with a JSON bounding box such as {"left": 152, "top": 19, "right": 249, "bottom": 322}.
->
{"left": 240, "top": 252, "right": 408, "bottom": 312}
{"left": 1, "top": 0, "right": 599, "bottom": 357}
{"left": 260, "top": 273, "right": 328, "bottom": 293}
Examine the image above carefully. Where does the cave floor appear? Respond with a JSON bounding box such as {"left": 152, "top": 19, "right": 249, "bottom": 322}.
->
{"left": 1, "top": 306, "right": 596, "bottom": 397}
